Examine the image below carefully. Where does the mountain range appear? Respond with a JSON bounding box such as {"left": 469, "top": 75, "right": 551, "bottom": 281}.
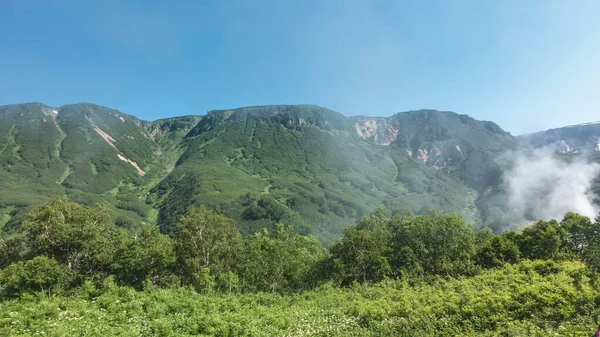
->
{"left": 1, "top": 102, "right": 598, "bottom": 244}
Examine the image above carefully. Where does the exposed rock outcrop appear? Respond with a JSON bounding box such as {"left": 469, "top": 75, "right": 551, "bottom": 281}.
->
{"left": 354, "top": 119, "right": 398, "bottom": 145}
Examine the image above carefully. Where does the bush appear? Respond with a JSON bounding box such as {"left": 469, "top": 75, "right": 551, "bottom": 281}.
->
{"left": 0, "top": 256, "right": 67, "bottom": 297}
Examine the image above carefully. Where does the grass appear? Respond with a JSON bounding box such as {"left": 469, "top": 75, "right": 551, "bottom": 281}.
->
{"left": 0, "top": 261, "right": 597, "bottom": 336}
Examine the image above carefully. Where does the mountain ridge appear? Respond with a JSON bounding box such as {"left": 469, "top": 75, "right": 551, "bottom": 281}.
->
{"left": 5, "top": 102, "right": 514, "bottom": 132}
{"left": 0, "top": 101, "right": 587, "bottom": 244}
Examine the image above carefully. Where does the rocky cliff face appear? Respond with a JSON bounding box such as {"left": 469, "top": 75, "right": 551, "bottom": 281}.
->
{"left": 521, "top": 122, "right": 600, "bottom": 153}
{"left": 352, "top": 112, "right": 491, "bottom": 171}
{"left": 354, "top": 118, "right": 398, "bottom": 146}
{"left": 354, "top": 117, "right": 445, "bottom": 167}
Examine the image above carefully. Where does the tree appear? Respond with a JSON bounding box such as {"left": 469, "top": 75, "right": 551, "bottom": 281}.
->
{"left": 474, "top": 227, "right": 495, "bottom": 247}
{"left": 216, "top": 271, "right": 239, "bottom": 293}
{"left": 0, "top": 235, "right": 23, "bottom": 269}
{"left": 568, "top": 214, "right": 600, "bottom": 272}
{"left": 387, "top": 212, "right": 476, "bottom": 278}
{"left": 174, "top": 206, "right": 243, "bottom": 291}
{"left": 518, "top": 220, "right": 562, "bottom": 260}
{"left": 330, "top": 212, "right": 391, "bottom": 285}
{"left": 238, "top": 224, "right": 326, "bottom": 292}
{"left": 21, "top": 197, "right": 112, "bottom": 275}
{"left": 560, "top": 212, "right": 592, "bottom": 256}
{"left": 112, "top": 226, "right": 176, "bottom": 289}
{"left": 475, "top": 234, "right": 520, "bottom": 269}
{"left": 239, "top": 228, "right": 283, "bottom": 292}
{"left": 0, "top": 256, "right": 67, "bottom": 297}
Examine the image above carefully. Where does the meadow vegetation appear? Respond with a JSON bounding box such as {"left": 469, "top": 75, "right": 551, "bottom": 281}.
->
{"left": 1, "top": 197, "right": 600, "bottom": 336}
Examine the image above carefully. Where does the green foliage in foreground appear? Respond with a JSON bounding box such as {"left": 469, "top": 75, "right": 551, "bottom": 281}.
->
{"left": 3, "top": 198, "right": 600, "bottom": 336}
{"left": 0, "top": 261, "right": 598, "bottom": 336}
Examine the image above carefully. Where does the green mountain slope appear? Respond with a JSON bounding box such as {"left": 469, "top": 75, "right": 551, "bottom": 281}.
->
{"left": 352, "top": 110, "right": 520, "bottom": 230}
{"left": 149, "top": 106, "right": 519, "bottom": 243}
{"left": 0, "top": 103, "right": 520, "bottom": 243}
{"left": 0, "top": 103, "right": 200, "bottom": 231}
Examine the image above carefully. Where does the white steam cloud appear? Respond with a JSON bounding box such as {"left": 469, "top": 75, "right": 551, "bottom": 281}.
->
{"left": 504, "top": 147, "right": 600, "bottom": 222}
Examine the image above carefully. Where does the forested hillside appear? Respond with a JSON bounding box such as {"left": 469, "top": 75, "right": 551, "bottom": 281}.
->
{"left": 1, "top": 198, "right": 600, "bottom": 336}
{"left": 0, "top": 103, "right": 199, "bottom": 232}
{"left": 0, "top": 103, "right": 522, "bottom": 243}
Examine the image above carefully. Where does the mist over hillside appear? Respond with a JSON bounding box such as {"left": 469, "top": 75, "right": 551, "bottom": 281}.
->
{"left": 0, "top": 102, "right": 599, "bottom": 242}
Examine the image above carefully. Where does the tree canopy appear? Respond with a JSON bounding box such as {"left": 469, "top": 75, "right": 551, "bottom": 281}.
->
{"left": 2, "top": 197, "right": 600, "bottom": 335}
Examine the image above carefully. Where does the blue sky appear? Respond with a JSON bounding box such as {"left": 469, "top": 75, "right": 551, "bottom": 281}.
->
{"left": 1, "top": 0, "right": 598, "bottom": 134}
